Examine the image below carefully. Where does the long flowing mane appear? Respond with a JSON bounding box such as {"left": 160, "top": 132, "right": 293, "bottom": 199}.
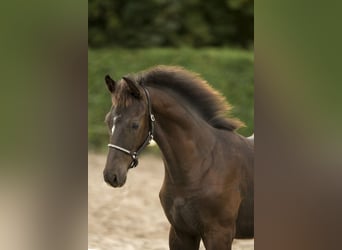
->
{"left": 136, "top": 65, "right": 244, "bottom": 131}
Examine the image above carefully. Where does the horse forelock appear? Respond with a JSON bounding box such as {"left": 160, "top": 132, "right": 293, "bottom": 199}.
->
{"left": 136, "top": 65, "right": 244, "bottom": 131}
{"left": 113, "top": 79, "right": 137, "bottom": 109}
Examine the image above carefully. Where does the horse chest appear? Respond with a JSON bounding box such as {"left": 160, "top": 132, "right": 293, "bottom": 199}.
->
{"left": 160, "top": 195, "right": 201, "bottom": 233}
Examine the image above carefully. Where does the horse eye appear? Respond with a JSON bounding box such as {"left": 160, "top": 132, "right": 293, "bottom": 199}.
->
{"left": 131, "top": 122, "right": 139, "bottom": 130}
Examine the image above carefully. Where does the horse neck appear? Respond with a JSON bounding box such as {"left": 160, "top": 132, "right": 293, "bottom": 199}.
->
{"left": 149, "top": 87, "right": 216, "bottom": 184}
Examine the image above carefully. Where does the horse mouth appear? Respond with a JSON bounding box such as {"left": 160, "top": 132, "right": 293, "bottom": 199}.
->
{"left": 106, "top": 181, "right": 125, "bottom": 188}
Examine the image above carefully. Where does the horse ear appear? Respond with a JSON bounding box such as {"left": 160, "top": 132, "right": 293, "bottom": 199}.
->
{"left": 105, "top": 75, "right": 116, "bottom": 93}
{"left": 122, "top": 76, "right": 141, "bottom": 98}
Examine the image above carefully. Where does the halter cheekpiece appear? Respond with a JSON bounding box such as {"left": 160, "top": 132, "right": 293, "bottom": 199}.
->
{"left": 107, "top": 86, "right": 155, "bottom": 169}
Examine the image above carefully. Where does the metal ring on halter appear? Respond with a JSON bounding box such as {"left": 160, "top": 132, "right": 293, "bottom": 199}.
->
{"left": 107, "top": 86, "right": 155, "bottom": 169}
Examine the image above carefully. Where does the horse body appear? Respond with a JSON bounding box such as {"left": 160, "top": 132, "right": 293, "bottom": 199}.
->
{"left": 103, "top": 66, "right": 253, "bottom": 250}
{"left": 149, "top": 87, "right": 253, "bottom": 249}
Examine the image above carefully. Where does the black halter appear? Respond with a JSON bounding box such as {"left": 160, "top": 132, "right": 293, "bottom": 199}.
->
{"left": 107, "top": 86, "right": 155, "bottom": 169}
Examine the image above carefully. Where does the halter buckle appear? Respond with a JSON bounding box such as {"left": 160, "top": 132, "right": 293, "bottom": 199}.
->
{"left": 130, "top": 158, "right": 138, "bottom": 169}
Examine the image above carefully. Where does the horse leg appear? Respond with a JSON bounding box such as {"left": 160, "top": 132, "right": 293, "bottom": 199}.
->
{"left": 202, "top": 226, "right": 235, "bottom": 250}
{"left": 169, "top": 226, "right": 200, "bottom": 250}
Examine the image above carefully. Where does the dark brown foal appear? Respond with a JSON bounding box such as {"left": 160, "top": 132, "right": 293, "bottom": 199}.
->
{"left": 103, "top": 66, "right": 253, "bottom": 250}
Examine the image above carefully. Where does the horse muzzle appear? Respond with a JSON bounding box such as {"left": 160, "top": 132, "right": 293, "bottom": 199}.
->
{"left": 103, "top": 169, "right": 127, "bottom": 188}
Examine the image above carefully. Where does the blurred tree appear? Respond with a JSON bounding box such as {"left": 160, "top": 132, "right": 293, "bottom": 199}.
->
{"left": 88, "top": 0, "right": 253, "bottom": 48}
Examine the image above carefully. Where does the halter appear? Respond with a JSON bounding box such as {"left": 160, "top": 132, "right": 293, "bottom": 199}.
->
{"left": 107, "top": 86, "right": 155, "bottom": 169}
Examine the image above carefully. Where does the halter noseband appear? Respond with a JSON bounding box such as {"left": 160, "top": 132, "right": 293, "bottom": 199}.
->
{"left": 107, "top": 86, "right": 155, "bottom": 169}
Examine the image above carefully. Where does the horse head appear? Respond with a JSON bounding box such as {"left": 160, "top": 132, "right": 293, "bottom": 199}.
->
{"left": 103, "top": 74, "right": 154, "bottom": 187}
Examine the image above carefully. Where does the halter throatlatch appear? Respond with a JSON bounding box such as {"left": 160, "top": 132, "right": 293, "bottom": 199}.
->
{"left": 107, "top": 86, "right": 155, "bottom": 169}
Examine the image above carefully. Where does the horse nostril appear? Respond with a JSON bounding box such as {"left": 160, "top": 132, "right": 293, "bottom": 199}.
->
{"left": 112, "top": 174, "right": 118, "bottom": 184}
{"left": 103, "top": 171, "right": 120, "bottom": 187}
{"left": 104, "top": 171, "right": 116, "bottom": 184}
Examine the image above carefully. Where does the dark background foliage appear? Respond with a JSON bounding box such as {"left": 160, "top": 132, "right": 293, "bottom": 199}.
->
{"left": 89, "top": 0, "right": 253, "bottom": 48}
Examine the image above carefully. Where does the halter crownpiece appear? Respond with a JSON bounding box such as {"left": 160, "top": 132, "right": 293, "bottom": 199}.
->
{"left": 107, "top": 86, "right": 155, "bottom": 169}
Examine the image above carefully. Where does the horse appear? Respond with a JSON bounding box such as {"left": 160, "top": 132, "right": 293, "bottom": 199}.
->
{"left": 103, "top": 65, "right": 254, "bottom": 250}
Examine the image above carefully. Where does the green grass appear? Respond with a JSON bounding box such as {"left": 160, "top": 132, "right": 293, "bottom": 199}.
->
{"left": 88, "top": 47, "right": 254, "bottom": 151}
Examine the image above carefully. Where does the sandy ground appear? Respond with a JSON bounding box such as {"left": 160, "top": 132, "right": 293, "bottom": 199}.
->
{"left": 88, "top": 153, "right": 254, "bottom": 250}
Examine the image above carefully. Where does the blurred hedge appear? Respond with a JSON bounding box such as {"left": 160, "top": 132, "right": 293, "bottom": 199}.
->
{"left": 88, "top": 47, "right": 254, "bottom": 150}
{"left": 89, "top": 0, "right": 253, "bottom": 48}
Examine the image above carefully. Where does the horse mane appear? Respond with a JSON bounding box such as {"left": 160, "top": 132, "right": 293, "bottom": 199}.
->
{"left": 137, "top": 65, "right": 244, "bottom": 131}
